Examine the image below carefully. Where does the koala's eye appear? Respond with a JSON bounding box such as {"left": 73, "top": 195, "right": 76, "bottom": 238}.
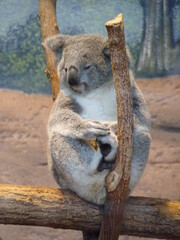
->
{"left": 63, "top": 68, "right": 67, "bottom": 72}
{"left": 84, "top": 65, "right": 91, "bottom": 70}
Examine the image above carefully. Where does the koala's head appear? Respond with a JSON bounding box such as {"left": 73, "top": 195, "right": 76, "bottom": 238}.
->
{"left": 44, "top": 34, "right": 112, "bottom": 94}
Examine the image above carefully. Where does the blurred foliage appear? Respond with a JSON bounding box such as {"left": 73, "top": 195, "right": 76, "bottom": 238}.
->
{"left": 0, "top": 15, "right": 50, "bottom": 94}
{"left": 57, "top": 0, "right": 143, "bottom": 45}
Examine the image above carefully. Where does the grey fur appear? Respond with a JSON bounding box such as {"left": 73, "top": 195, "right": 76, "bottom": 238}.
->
{"left": 45, "top": 34, "right": 151, "bottom": 205}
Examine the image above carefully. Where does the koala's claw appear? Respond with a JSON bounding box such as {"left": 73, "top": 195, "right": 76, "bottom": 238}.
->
{"left": 97, "top": 157, "right": 115, "bottom": 172}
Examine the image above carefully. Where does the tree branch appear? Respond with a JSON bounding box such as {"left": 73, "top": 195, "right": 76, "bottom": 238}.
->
{"left": 98, "top": 14, "right": 133, "bottom": 240}
{"left": 0, "top": 184, "right": 179, "bottom": 239}
{"left": 39, "top": 0, "right": 60, "bottom": 101}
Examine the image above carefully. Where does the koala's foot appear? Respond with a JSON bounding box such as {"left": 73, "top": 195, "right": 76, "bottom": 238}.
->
{"left": 97, "top": 157, "right": 115, "bottom": 172}
{"left": 96, "top": 132, "right": 118, "bottom": 172}
{"left": 97, "top": 132, "right": 118, "bottom": 162}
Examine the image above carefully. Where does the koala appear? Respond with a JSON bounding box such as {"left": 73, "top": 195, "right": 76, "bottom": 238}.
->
{"left": 44, "top": 34, "right": 151, "bottom": 205}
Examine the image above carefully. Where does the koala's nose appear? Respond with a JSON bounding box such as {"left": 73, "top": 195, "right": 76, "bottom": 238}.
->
{"left": 68, "top": 66, "right": 79, "bottom": 86}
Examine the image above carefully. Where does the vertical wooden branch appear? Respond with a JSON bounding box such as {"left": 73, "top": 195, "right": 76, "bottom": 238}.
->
{"left": 39, "top": 0, "right": 60, "bottom": 101}
{"left": 98, "top": 14, "right": 133, "bottom": 240}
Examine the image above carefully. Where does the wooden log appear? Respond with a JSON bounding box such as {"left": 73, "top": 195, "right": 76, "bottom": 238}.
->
{"left": 0, "top": 184, "right": 180, "bottom": 239}
{"left": 39, "top": 0, "right": 59, "bottom": 101}
{"left": 98, "top": 14, "right": 133, "bottom": 240}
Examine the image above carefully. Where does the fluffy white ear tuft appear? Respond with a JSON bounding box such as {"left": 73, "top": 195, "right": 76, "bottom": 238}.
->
{"left": 43, "top": 34, "right": 68, "bottom": 53}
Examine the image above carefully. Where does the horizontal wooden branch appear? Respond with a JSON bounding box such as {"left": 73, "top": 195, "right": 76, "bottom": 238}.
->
{"left": 0, "top": 184, "right": 180, "bottom": 239}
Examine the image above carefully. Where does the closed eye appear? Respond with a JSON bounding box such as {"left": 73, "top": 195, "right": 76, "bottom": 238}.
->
{"left": 84, "top": 65, "right": 91, "bottom": 70}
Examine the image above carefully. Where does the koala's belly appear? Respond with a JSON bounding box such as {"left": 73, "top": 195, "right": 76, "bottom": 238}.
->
{"left": 77, "top": 84, "right": 117, "bottom": 122}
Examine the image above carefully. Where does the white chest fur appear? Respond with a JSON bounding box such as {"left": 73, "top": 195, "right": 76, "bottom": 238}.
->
{"left": 62, "top": 82, "right": 117, "bottom": 122}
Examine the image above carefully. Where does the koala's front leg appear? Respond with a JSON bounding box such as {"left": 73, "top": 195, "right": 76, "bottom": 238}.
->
{"left": 52, "top": 118, "right": 110, "bottom": 140}
{"left": 48, "top": 92, "right": 110, "bottom": 140}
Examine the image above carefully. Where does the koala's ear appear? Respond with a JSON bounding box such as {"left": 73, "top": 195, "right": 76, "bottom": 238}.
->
{"left": 43, "top": 34, "right": 68, "bottom": 55}
{"left": 102, "top": 39, "right": 110, "bottom": 58}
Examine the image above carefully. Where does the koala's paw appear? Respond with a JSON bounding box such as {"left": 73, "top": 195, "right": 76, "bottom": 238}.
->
{"left": 82, "top": 120, "right": 110, "bottom": 139}
{"left": 97, "top": 132, "right": 118, "bottom": 162}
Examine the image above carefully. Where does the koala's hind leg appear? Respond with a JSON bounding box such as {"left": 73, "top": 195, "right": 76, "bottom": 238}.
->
{"left": 129, "top": 126, "right": 151, "bottom": 192}
{"left": 49, "top": 132, "right": 112, "bottom": 204}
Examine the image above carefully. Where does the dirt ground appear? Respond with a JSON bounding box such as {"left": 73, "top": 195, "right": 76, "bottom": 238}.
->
{"left": 0, "top": 75, "right": 180, "bottom": 240}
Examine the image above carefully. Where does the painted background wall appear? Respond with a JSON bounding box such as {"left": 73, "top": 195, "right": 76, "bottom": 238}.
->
{"left": 0, "top": 0, "right": 179, "bottom": 93}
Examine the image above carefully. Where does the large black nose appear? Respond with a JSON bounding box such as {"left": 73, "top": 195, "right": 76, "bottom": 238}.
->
{"left": 68, "top": 66, "right": 78, "bottom": 86}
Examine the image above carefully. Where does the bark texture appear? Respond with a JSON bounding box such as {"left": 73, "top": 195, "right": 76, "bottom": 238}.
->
{"left": 39, "top": 0, "right": 59, "bottom": 101}
{"left": 0, "top": 184, "right": 180, "bottom": 239}
{"left": 137, "top": 0, "right": 173, "bottom": 76}
{"left": 98, "top": 14, "right": 133, "bottom": 240}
